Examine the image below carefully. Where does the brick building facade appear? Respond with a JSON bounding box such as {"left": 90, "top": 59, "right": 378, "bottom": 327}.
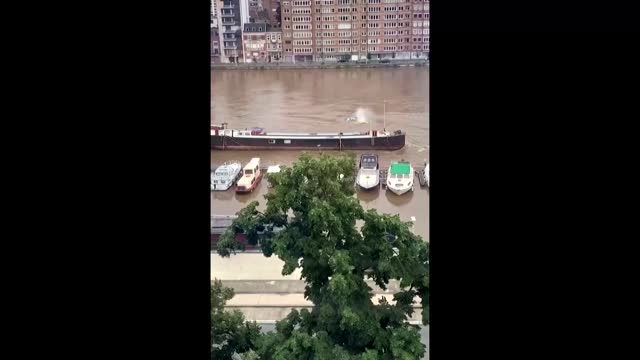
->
{"left": 279, "top": 0, "right": 429, "bottom": 63}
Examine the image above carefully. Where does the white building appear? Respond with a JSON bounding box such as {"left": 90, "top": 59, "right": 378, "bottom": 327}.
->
{"left": 215, "top": 0, "right": 251, "bottom": 63}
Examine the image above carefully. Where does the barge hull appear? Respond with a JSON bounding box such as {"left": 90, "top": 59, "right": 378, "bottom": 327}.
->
{"left": 211, "top": 134, "right": 405, "bottom": 151}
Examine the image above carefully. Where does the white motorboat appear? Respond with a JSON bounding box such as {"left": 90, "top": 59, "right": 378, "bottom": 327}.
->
{"left": 356, "top": 154, "right": 380, "bottom": 190}
{"left": 386, "top": 161, "right": 414, "bottom": 195}
{"left": 425, "top": 163, "right": 429, "bottom": 188}
{"left": 211, "top": 161, "right": 242, "bottom": 191}
{"left": 266, "top": 165, "right": 281, "bottom": 188}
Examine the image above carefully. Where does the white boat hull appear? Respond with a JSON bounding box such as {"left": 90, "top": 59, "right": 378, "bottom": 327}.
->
{"left": 359, "top": 182, "right": 380, "bottom": 190}
{"left": 356, "top": 172, "right": 380, "bottom": 190}
{"left": 211, "top": 166, "right": 242, "bottom": 191}
{"left": 425, "top": 163, "right": 430, "bottom": 187}
{"left": 387, "top": 184, "right": 413, "bottom": 195}
{"left": 211, "top": 182, "right": 233, "bottom": 191}
{"left": 386, "top": 161, "right": 414, "bottom": 195}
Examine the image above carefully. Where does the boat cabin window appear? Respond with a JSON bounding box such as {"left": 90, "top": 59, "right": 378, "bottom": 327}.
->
{"left": 362, "top": 156, "right": 376, "bottom": 167}
{"left": 268, "top": 139, "right": 276, "bottom": 144}
{"left": 215, "top": 172, "right": 228, "bottom": 176}
{"left": 245, "top": 169, "right": 254, "bottom": 175}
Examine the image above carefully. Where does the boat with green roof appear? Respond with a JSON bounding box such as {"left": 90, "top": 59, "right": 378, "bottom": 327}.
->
{"left": 386, "top": 161, "right": 414, "bottom": 195}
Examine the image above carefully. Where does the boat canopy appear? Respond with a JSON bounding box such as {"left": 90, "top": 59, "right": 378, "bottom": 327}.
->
{"left": 390, "top": 162, "right": 411, "bottom": 175}
{"left": 267, "top": 165, "right": 281, "bottom": 174}
{"left": 244, "top": 158, "right": 261, "bottom": 170}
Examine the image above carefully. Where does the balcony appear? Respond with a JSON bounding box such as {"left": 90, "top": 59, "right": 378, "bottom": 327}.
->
{"left": 221, "top": 12, "right": 235, "bottom": 17}
{"left": 222, "top": 4, "right": 235, "bottom": 9}
{"left": 224, "top": 44, "right": 238, "bottom": 50}
{"left": 221, "top": 19, "right": 236, "bottom": 26}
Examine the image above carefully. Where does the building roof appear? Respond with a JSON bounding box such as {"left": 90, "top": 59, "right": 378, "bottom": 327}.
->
{"left": 244, "top": 23, "right": 268, "bottom": 32}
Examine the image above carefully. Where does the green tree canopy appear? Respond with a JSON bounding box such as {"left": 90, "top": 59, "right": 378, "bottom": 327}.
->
{"left": 211, "top": 279, "right": 261, "bottom": 359}
{"left": 217, "top": 153, "right": 429, "bottom": 359}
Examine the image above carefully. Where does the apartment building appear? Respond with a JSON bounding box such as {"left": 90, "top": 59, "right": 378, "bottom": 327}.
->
{"left": 211, "top": 0, "right": 221, "bottom": 63}
{"left": 280, "top": 0, "right": 429, "bottom": 62}
{"left": 266, "top": 28, "right": 284, "bottom": 62}
{"left": 216, "top": 0, "right": 251, "bottom": 63}
{"left": 411, "top": 0, "right": 429, "bottom": 59}
{"left": 212, "top": 28, "right": 222, "bottom": 63}
{"left": 243, "top": 23, "right": 269, "bottom": 63}
{"left": 211, "top": 0, "right": 218, "bottom": 28}
{"left": 242, "top": 23, "right": 284, "bottom": 63}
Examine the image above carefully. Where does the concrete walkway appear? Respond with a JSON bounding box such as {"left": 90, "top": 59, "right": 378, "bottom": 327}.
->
{"left": 212, "top": 253, "right": 302, "bottom": 280}
{"left": 230, "top": 305, "right": 423, "bottom": 323}
{"left": 220, "top": 280, "right": 404, "bottom": 294}
{"left": 213, "top": 253, "right": 424, "bottom": 323}
{"left": 226, "top": 293, "right": 422, "bottom": 307}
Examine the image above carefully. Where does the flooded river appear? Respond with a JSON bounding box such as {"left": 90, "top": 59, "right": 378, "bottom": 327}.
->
{"left": 211, "top": 67, "right": 429, "bottom": 241}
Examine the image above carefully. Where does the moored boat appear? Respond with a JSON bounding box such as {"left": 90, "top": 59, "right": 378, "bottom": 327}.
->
{"left": 211, "top": 123, "right": 405, "bottom": 151}
{"left": 211, "top": 161, "right": 242, "bottom": 191}
{"left": 266, "top": 165, "right": 281, "bottom": 188}
{"left": 356, "top": 153, "right": 380, "bottom": 190}
{"left": 236, "top": 158, "right": 263, "bottom": 193}
{"left": 425, "top": 163, "right": 429, "bottom": 188}
{"left": 386, "top": 161, "right": 414, "bottom": 195}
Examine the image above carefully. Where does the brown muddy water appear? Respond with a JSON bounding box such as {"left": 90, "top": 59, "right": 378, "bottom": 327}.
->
{"left": 212, "top": 67, "right": 429, "bottom": 241}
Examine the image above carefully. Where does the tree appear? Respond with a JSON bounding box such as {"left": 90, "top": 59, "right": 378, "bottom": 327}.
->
{"left": 275, "top": 5, "right": 281, "bottom": 27}
{"left": 211, "top": 279, "right": 261, "bottom": 359}
{"left": 217, "top": 153, "right": 429, "bottom": 359}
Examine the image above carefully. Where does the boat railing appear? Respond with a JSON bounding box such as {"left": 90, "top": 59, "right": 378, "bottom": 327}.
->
{"left": 213, "top": 161, "right": 242, "bottom": 174}
{"left": 221, "top": 160, "right": 242, "bottom": 166}
{"left": 214, "top": 129, "right": 404, "bottom": 137}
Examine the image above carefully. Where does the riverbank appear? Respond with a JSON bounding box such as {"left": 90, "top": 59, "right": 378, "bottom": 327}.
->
{"left": 211, "top": 59, "right": 429, "bottom": 70}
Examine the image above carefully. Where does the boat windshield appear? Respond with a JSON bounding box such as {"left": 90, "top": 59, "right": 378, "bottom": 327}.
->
{"left": 215, "top": 172, "right": 228, "bottom": 177}
{"left": 245, "top": 169, "right": 253, "bottom": 175}
{"left": 361, "top": 156, "right": 377, "bottom": 168}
